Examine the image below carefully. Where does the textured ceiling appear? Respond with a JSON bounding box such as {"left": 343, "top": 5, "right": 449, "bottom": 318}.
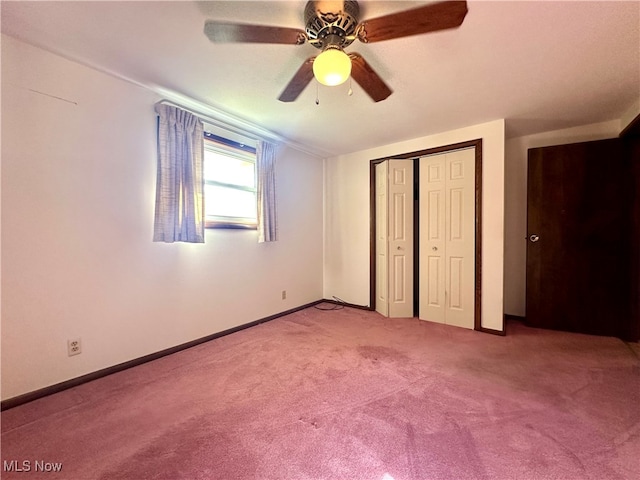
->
{"left": 2, "top": 1, "right": 639, "bottom": 157}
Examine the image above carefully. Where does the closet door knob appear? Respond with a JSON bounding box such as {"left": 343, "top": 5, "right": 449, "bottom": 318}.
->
{"left": 432, "top": 246, "right": 438, "bottom": 251}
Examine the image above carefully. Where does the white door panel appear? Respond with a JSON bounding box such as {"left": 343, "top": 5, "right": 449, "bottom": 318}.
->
{"left": 375, "top": 161, "right": 389, "bottom": 317}
{"left": 388, "top": 159, "right": 414, "bottom": 318}
{"left": 419, "top": 154, "right": 445, "bottom": 323}
{"left": 419, "top": 149, "right": 475, "bottom": 329}
{"left": 444, "top": 149, "right": 475, "bottom": 329}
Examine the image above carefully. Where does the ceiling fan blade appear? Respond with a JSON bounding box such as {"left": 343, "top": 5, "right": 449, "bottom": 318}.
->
{"left": 357, "top": 1, "right": 468, "bottom": 43}
{"left": 204, "top": 21, "right": 307, "bottom": 45}
{"left": 349, "top": 53, "right": 392, "bottom": 102}
{"left": 278, "top": 57, "right": 316, "bottom": 102}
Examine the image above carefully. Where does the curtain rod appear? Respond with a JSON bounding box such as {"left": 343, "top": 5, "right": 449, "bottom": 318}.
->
{"left": 158, "top": 99, "right": 271, "bottom": 145}
{"left": 204, "top": 131, "right": 257, "bottom": 154}
{"left": 156, "top": 98, "right": 330, "bottom": 158}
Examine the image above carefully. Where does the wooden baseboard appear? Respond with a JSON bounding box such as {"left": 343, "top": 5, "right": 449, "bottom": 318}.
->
{"left": 504, "top": 314, "right": 526, "bottom": 322}
{"left": 321, "top": 298, "right": 373, "bottom": 311}
{"left": 1, "top": 300, "right": 323, "bottom": 411}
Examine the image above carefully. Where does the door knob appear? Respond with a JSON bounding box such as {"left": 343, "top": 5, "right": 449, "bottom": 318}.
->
{"left": 529, "top": 234, "right": 540, "bottom": 243}
{"left": 432, "top": 246, "right": 438, "bottom": 251}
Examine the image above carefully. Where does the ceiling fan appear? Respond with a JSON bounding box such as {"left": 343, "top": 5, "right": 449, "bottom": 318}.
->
{"left": 204, "top": 1, "right": 468, "bottom": 103}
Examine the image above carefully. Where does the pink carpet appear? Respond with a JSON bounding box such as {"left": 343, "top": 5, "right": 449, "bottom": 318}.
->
{"left": 2, "top": 305, "right": 639, "bottom": 479}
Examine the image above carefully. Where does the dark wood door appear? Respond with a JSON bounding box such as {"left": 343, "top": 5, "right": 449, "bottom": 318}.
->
{"left": 526, "top": 138, "right": 632, "bottom": 339}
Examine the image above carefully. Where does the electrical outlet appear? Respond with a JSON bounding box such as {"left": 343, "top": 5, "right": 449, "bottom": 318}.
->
{"left": 282, "top": 290, "right": 287, "bottom": 300}
{"left": 67, "top": 338, "right": 82, "bottom": 357}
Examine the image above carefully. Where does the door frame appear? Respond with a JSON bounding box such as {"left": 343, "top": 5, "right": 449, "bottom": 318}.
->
{"left": 369, "top": 139, "right": 484, "bottom": 331}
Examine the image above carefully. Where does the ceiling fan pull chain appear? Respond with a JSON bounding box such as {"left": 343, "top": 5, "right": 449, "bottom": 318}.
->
{"left": 348, "top": 77, "right": 353, "bottom": 96}
{"left": 316, "top": 82, "right": 320, "bottom": 105}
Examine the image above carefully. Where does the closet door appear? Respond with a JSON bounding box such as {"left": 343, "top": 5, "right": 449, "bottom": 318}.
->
{"left": 443, "top": 149, "right": 476, "bottom": 328}
{"left": 419, "top": 154, "right": 446, "bottom": 323}
{"left": 419, "top": 149, "right": 475, "bottom": 329}
{"left": 375, "top": 159, "right": 414, "bottom": 318}
{"left": 388, "top": 159, "right": 414, "bottom": 318}
{"left": 375, "top": 161, "right": 389, "bottom": 317}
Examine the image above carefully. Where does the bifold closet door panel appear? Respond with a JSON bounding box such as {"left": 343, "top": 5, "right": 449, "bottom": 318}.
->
{"left": 387, "top": 159, "right": 414, "bottom": 318}
{"left": 443, "top": 149, "right": 475, "bottom": 329}
{"left": 419, "top": 154, "right": 446, "bottom": 324}
{"left": 419, "top": 149, "right": 475, "bottom": 329}
{"left": 375, "top": 161, "right": 389, "bottom": 317}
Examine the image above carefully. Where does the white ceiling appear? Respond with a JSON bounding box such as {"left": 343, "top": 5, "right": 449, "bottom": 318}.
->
{"left": 2, "top": 1, "right": 639, "bottom": 157}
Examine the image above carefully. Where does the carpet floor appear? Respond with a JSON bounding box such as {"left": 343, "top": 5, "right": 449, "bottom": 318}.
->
{"left": 2, "top": 305, "right": 639, "bottom": 479}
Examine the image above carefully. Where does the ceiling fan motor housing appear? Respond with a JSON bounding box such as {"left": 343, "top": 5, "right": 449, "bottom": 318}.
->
{"left": 304, "top": 0, "right": 360, "bottom": 49}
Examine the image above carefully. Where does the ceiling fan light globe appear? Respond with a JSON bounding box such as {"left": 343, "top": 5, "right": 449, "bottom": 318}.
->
{"left": 313, "top": 49, "right": 352, "bottom": 86}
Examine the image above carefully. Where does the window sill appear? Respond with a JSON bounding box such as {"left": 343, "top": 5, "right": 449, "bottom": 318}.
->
{"left": 205, "top": 220, "right": 257, "bottom": 230}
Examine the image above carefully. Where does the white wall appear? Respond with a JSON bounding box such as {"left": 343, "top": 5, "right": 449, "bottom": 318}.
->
{"left": 503, "top": 120, "right": 621, "bottom": 317}
{"left": 324, "top": 120, "right": 506, "bottom": 332}
{"left": 1, "top": 35, "right": 324, "bottom": 400}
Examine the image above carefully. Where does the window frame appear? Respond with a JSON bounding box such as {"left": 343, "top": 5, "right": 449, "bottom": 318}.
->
{"left": 203, "top": 132, "right": 258, "bottom": 230}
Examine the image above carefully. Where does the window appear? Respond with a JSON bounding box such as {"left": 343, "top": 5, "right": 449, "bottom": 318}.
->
{"left": 203, "top": 132, "right": 257, "bottom": 229}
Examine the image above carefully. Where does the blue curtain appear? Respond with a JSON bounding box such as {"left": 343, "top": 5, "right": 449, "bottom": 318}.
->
{"left": 153, "top": 103, "right": 205, "bottom": 243}
{"left": 257, "top": 141, "right": 278, "bottom": 243}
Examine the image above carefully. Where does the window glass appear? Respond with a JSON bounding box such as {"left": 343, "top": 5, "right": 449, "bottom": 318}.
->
{"left": 203, "top": 136, "right": 257, "bottom": 228}
{"left": 205, "top": 185, "right": 257, "bottom": 220}
{"left": 203, "top": 150, "right": 255, "bottom": 189}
